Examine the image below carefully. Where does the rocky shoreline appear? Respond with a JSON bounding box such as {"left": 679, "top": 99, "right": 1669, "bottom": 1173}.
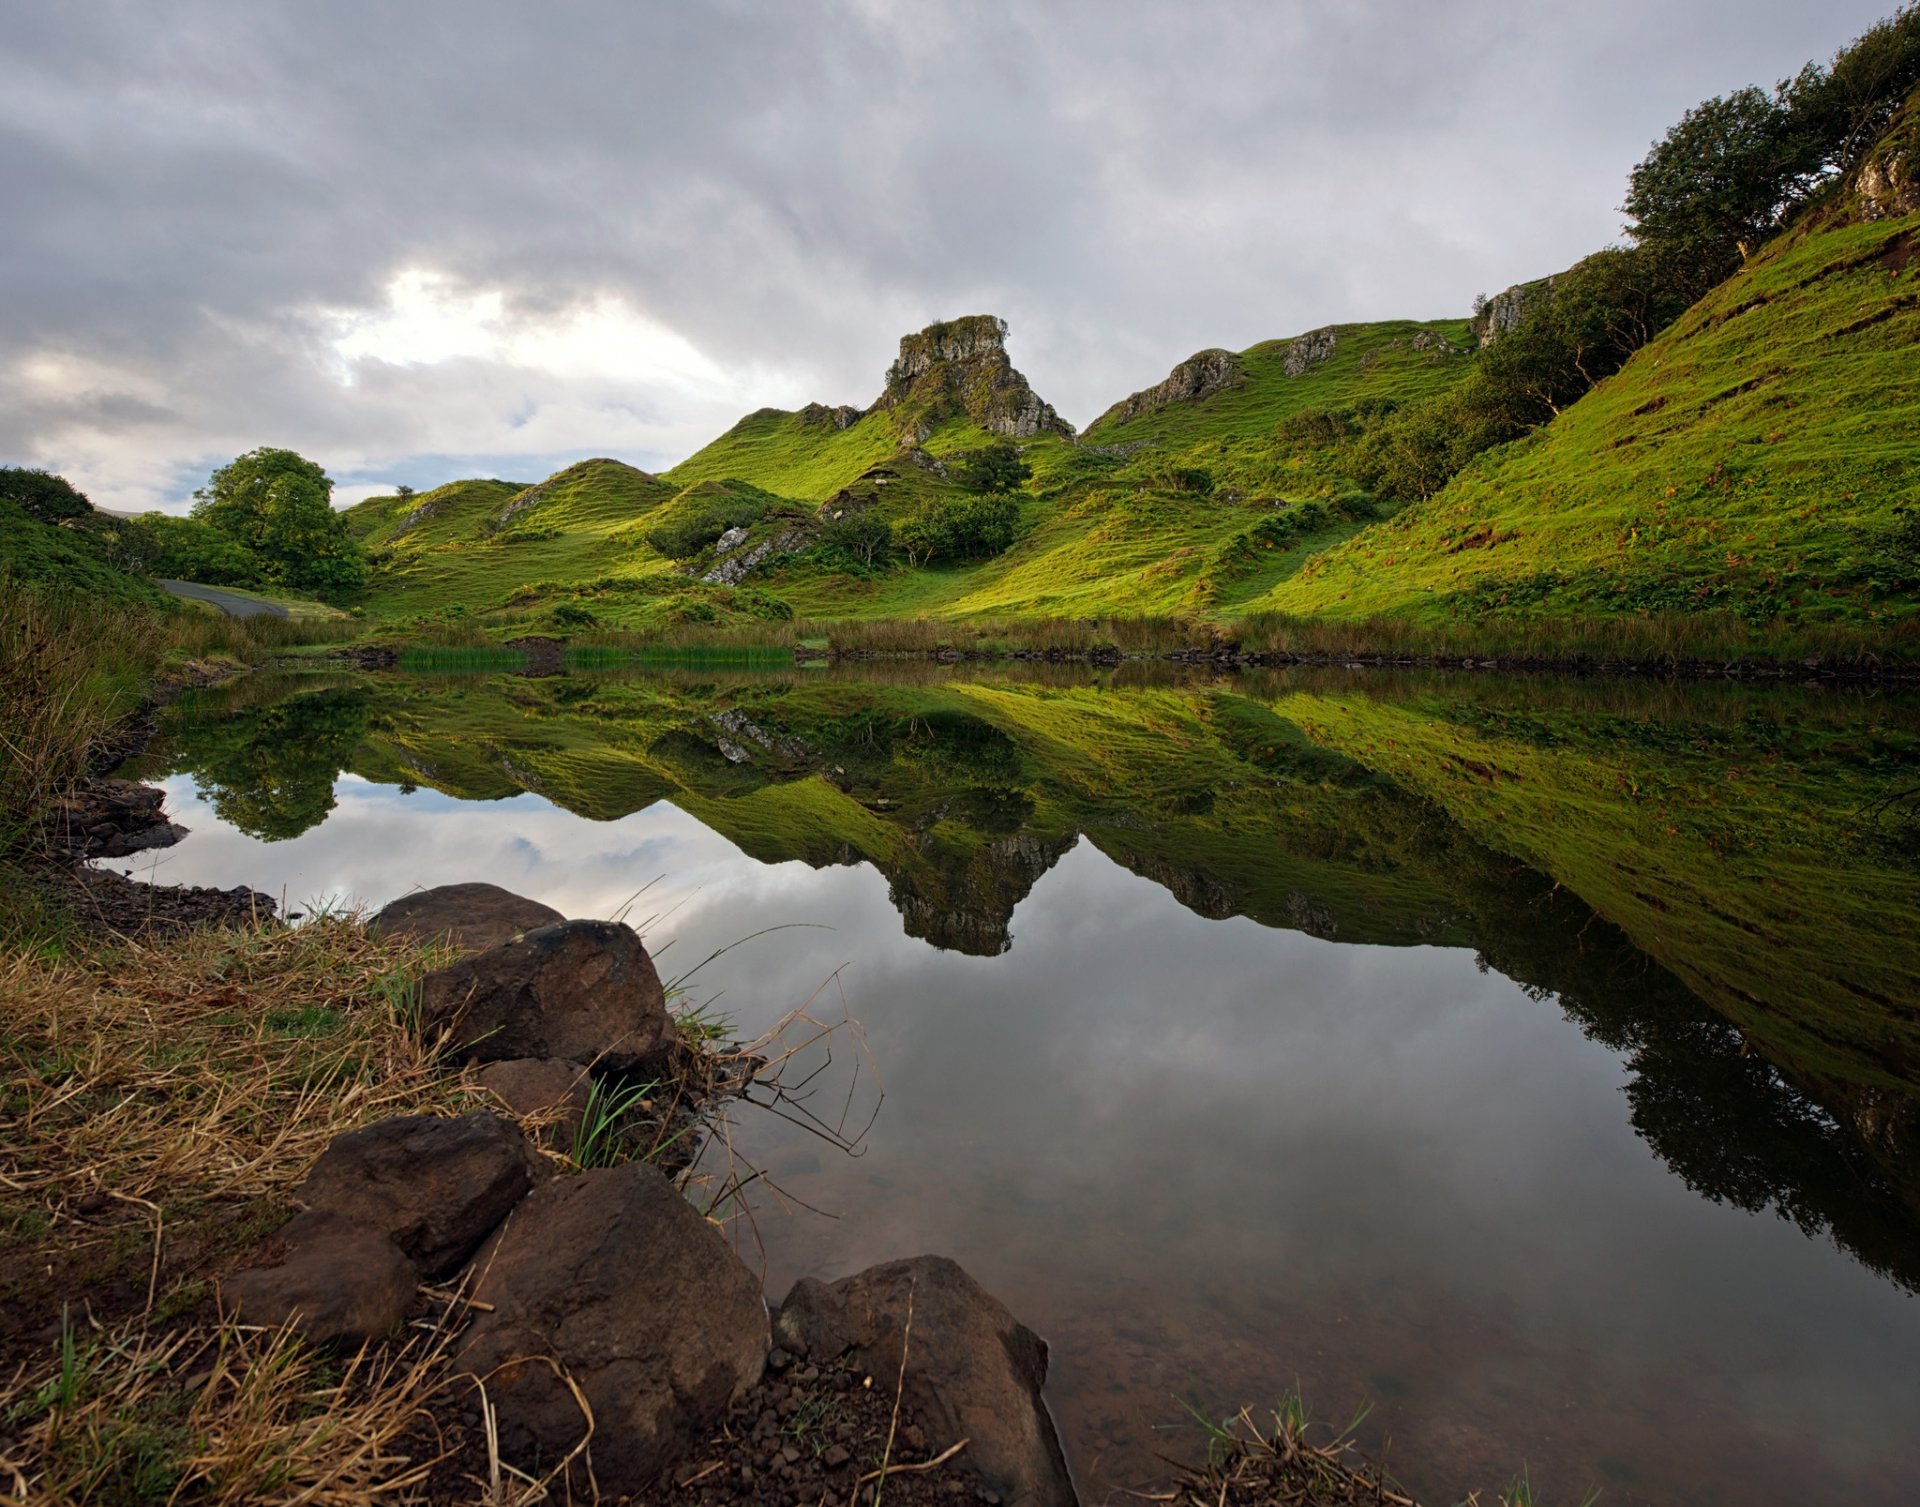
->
{"left": 213, "top": 879, "right": 1079, "bottom": 1506}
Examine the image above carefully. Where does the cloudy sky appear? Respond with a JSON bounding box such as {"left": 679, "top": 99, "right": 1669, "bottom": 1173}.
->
{"left": 2, "top": 1, "right": 1890, "bottom": 513}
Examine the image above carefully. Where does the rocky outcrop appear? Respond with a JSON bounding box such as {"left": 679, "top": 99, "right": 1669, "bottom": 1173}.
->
{"left": 1093, "top": 347, "right": 1243, "bottom": 428}
{"left": 775, "top": 1255, "right": 1078, "bottom": 1507}
{"left": 698, "top": 526, "right": 812, "bottom": 585}
{"left": 871, "top": 315, "right": 1073, "bottom": 440}
{"left": 1858, "top": 90, "right": 1920, "bottom": 220}
{"left": 1283, "top": 326, "right": 1338, "bottom": 377}
{"left": 368, "top": 882, "right": 565, "bottom": 954}
{"left": 1471, "top": 280, "right": 1553, "bottom": 346}
{"left": 797, "top": 401, "right": 863, "bottom": 430}
{"left": 222, "top": 1210, "right": 416, "bottom": 1346}
{"left": 420, "top": 919, "right": 675, "bottom": 1070}
{"left": 459, "top": 1161, "right": 770, "bottom": 1495}
{"left": 298, "top": 1111, "right": 542, "bottom": 1278}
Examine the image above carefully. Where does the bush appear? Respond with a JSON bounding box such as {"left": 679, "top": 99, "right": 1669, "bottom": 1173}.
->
{"left": 645, "top": 494, "right": 766, "bottom": 558}
{"left": 550, "top": 603, "right": 597, "bottom": 628}
{"left": 0, "top": 467, "right": 92, "bottom": 525}
{"left": 92, "top": 513, "right": 263, "bottom": 587}
{"left": 1165, "top": 466, "right": 1215, "bottom": 495}
{"left": 954, "top": 441, "right": 1032, "bottom": 495}
{"left": 820, "top": 509, "right": 892, "bottom": 567}
{"left": 896, "top": 493, "right": 1020, "bottom": 565}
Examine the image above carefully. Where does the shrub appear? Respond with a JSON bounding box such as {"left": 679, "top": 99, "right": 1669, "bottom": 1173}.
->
{"left": 896, "top": 493, "right": 1020, "bottom": 565}
{"left": 954, "top": 441, "right": 1032, "bottom": 495}
{"left": 820, "top": 509, "right": 892, "bottom": 567}
{"left": 0, "top": 467, "right": 92, "bottom": 525}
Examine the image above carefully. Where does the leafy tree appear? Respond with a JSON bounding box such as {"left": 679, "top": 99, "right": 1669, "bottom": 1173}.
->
{"left": 1624, "top": 86, "right": 1823, "bottom": 275}
{"left": 92, "top": 513, "right": 264, "bottom": 585}
{"left": 821, "top": 508, "right": 892, "bottom": 567}
{"left": 0, "top": 466, "right": 92, "bottom": 525}
{"left": 897, "top": 493, "right": 1020, "bottom": 565}
{"left": 192, "top": 448, "right": 367, "bottom": 596}
{"left": 1787, "top": 4, "right": 1920, "bottom": 174}
{"left": 955, "top": 441, "right": 1032, "bottom": 495}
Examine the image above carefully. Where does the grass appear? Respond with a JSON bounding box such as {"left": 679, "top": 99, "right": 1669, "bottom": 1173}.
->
{"left": 1255, "top": 209, "right": 1920, "bottom": 627}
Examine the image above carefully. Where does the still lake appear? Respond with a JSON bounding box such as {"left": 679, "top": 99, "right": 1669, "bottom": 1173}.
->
{"left": 122, "top": 662, "right": 1920, "bottom": 1506}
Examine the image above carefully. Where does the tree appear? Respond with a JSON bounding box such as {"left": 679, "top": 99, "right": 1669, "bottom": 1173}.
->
{"left": 822, "top": 508, "right": 892, "bottom": 567}
{"left": 192, "top": 447, "right": 367, "bottom": 596}
{"left": 1624, "top": 86, "right": 1824, "bottom": 274}
{"left": 955, "top": 441, "right": 1032, "bottom": 495}
{"left": 1787, "top": 4, "right": 1920, "bottom": 174}
{"left": 0, "top": 466, "right": 92, "bottom": 525}
{"left": 93, "top": 512, "right": 263, "bottom": 586}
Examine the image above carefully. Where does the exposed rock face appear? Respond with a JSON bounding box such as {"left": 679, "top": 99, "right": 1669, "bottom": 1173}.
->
{"left": 1283, "top": 326, "right": 1338, "bottom": 377}
{"left": 892, "top": 833, "right": 1077, "bottom": 956}
{"left": 474, "top": 1059, "right": 593, "bottom": 1151}
{"left": 1858, "top": 94, "right": 1920, "bottom": 219}
{"left": 797, "top": 401, "right": 863, "bottom": 430}
{"left": 369, "top": 883, "right": 565, "bottom": 954}
{"left": 871, "top": 315, "right": 1073, "bottom": 440}
{"left": 458, "top": 1162, "right": 770, "bottom": 1495}
{"left": 698, "top": 526, "right": 812, "bottom": 585}
{"left": 775, "top": 1256, "right": 1077, "bottom": 1507}
{"left": 298, "top": 1112, "right": 541, "bottom": 1278}
{"left": 1094, "top": 347, "right": 1243, "bottom": 428}
{"left": 222, "top": 1210, "right": 416, "bottom": 1346}
{"left": 1471, "top": 281, "right": 1552, "bottom": 346}
{"left": 420, "top": 919, "right": 674, "bottom": 1070}
{"left": 43, "top": 779, "right": 186, "bottom": 861}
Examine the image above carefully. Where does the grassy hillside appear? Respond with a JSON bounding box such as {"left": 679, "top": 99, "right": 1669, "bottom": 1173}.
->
{"left": 1250, "top": 210, "right": 1920, "bottom": 628}
{"left": 0, "top": 506, "right": 168, "bottom": 607}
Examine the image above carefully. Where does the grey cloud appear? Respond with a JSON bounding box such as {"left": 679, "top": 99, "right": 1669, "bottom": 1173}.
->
{"left": 0, "top": 0, "right": 1895, "bottom": 508}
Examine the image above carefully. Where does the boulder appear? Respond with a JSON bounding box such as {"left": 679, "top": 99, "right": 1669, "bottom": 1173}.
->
{"left": 775, "top": 1256, "right": 1077, "bottom": 1507}
{"left": 222, "top": 1210, "right": 415, "bottom": 1345}
{"left": 419, "top": 919, "right": 674, "bottom": 1071}
{"left": 298, "top": 1112, "right": 539, "bottom": 1278}
{"left": 457, "top": 1161, "right": 768, "bottom": 1494}
{"left": 43, "top": 779, "right": 187, "bottom": 861}
{"left": 474, "top": 1058, "right": 593, "bottom": 1151}
{"left": 369, "top": 883, "right": 564, "bottom": 954}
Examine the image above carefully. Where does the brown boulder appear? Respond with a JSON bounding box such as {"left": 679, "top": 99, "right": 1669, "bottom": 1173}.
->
{"left": 475, "top": 1058, "right": 593, "bottom": 1150}
{"left": 299, "top": 1112, "right": 539, "bottom": 1278}
{"left": 420, "top": 919, "right": 674, "bottom": 1071}
{"left": 222, "top": 1210, "right": 414, "bottom": 1345}
{"left": 457, "top": 1161, "right": 768, "bottom": 1494}
{"left": 775, "top": 1256, "right": 1077, "bottom": 1507}
{"left": 369, "top": 883, "right": 564, "bottom": 954}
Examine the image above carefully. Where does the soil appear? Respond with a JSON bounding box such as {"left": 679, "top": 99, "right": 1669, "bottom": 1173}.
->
{"left": 51, "top": 862, "right": 278, "bottom": 938}
{"left": 403, "top": 1343, "right": 978, "bottom": 1507}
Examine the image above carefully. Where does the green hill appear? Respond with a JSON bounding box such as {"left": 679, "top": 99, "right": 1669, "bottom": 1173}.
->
{"left": 1248, "top": 206, "right": 1920, "bottom": 628}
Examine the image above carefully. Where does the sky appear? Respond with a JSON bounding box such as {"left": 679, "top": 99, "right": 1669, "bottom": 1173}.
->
{"left": 1, "top": 0, "right": 1894, "bottom": 513}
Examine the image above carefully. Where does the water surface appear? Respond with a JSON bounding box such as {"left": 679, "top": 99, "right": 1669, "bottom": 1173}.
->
{"left": 122, "top": 664, "right": 1920, "bottom": 1505}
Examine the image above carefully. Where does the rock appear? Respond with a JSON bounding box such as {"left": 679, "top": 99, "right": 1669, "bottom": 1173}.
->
{"left": 1470, "top": 279, "right": 1555, "bottom": 347}
{"left": 1282, "top": 326, "right": 1337, "bottom": 377}
{"left": 797, "top": 401, "right": 863, "bottom": 430}
{"left": 457, "top": 1161, "right": 769, "bottom": 1494}
{"left": 871, "top": 316, "right": 1074, "bottom": 440}
{"left": 43, "top": 779, "right": 187, "bottom": 861}
{"left": 419, "top": 919, "right": 674, "bottom": 1070}
{"left": 475, "top": 1058, "right": 592, "bottom": 1150}
{"left": 1858, "top": 92, "right": 1920, "bottom": 220}
{"left": 298, "top": 1112, "right": 539, "bottom": 1278}
{"left": 222, "top": 1210, "right": 415, "bottom": 1345}
{"left": 712, "top": 525, "right": 751, "bottom": 555}
{"left": 775, "top": 1256, "right": 1077, "bottom": 1507}
{"left": 1093, "top": 347, "right": 1243, "bottom": 428}
{"left": 369, "top": 883, "right": 565, "bottom": 954}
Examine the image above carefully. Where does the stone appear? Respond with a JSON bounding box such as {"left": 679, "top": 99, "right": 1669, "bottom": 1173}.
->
{"left": 1093, "top": 347, "right": 1243, "bottom": 428}
{"left": 1282, "top": 326, "right": 1337, "bottom": 377}
{"left": 222, "top": 1210, "right": 415, "bottom": 1345}
{"left": 457, "top": 1161, "right": 770, "bottom": 1494}
{"left": 43, "top": 779, "right": 187, "bottom": 861}
{"left": 475, "top": 1058, "right": 592, "bottom": 1150}
{"left": 298, "top": 1112, "right": 539, "bottom": 1278}
{"left": 775, "top": 1256, "right": 1077, "bottom": 1507}
{"left": 369, "top": 883, "right": 564, "bottom": 955}
{"left": 419, "top": 919, "right": 674, "bottom": 1070}
{"left": 870, "top": 316, "right": 1074, "bottom": 440}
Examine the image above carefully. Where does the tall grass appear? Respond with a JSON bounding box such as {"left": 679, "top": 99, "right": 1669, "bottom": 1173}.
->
{"left": 0, "top": 585, "right": 168, "bottom": 849}
{"left": 0, "top": 581, "right": 359, "bottom": 854}
{"left": 1232, "top": 608, "right": 1920, "bottom": 667}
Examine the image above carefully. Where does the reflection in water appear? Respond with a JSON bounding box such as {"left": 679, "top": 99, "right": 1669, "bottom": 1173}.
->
{"left": 126, "top": 665, "right": 1920, "bottom": 1505}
